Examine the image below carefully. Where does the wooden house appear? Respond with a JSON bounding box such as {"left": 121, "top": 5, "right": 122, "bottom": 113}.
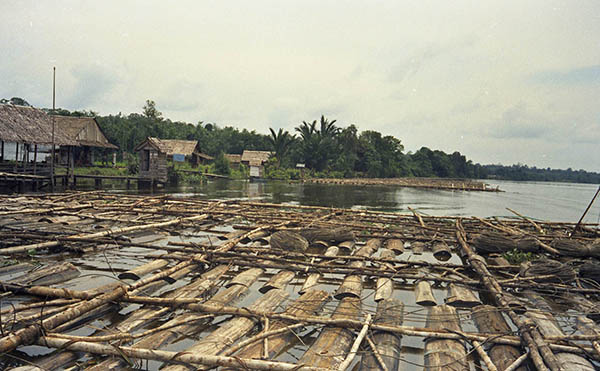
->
{"left": 134, "top": 138, "right": 213, "bottom": 182}
{"left": 134, "top": 137, "right": 169, "bottom": 182}
{"left": 54, "top": 116, "right": 118, "bottom": 166}
{"left": 0, "top": 104, "right": 75, "bottom": 175}
{"left": 241, "top": 150, "right": 273, "bottom": 178}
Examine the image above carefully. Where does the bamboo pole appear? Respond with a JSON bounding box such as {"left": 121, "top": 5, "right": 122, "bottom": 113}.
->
{"left": 338, "top": 314, "right": 371, "bottom": 371}
{"left": 0, "top": 214, "right": 209, "bottom": 255}
{"left": 36, "top": 336, "right": 328, "bottom": 371}
{"left": 455, "top": 220, "right": 553, "bottom": 371}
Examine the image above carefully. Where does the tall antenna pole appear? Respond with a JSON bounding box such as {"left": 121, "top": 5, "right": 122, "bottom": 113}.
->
{"left": 51, "top": 66, "right": 56, "bottom": 192}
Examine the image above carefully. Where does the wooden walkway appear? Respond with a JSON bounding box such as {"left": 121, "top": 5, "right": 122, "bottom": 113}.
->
{"left": 0, "top": 192, "right": 598, "bottom": 370}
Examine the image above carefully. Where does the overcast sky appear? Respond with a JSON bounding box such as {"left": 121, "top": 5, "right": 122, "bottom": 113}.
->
{"left": 1, "top": 1, "right": 599, "bottom": 171}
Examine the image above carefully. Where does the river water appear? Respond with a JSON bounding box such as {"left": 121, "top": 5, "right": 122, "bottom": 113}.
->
{"left": 162, "top": 179, "right": 600, "bottom": 224}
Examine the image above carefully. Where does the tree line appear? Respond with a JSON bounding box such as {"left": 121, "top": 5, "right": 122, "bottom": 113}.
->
{"left": 33, "top": 98, "right": 600, "bottom": 183}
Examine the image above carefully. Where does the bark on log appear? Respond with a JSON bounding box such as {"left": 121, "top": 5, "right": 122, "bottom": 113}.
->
{"left": 360, "top": 298, "right": 404, "bottom": 371}
{"left": 445, "top": 283, "right": 481, "bottom": 308}
{"left": 161, "top": 288, "right": 289, "bottom": 371}
{"left": 472, "top": 305, "right": 527, "bottom": 371}
{"left": 385, "top": 239, "right": 404, "bottom": 254}
{"left": 230, "top": 289, "right": 330, "bottom": 360}
{"left": 270, "top": 230, "right": 309, "bottom": 252}
{"left": 415, "top": 281, "right": 437, "bottom": 306}
{"left": 298, "top": 296, "right": 362, "bottom": 368}
{"left": 424, "top": 304, "right": 467, "bottom": 371}
{"left": 300, "top": 246, "right": 339, "bottom": 294}
{"left": 432, "top": 242, "right": 451, "bottom": 261}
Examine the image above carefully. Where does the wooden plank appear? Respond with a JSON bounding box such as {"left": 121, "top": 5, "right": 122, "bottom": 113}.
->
{"left": 472, "top": 305, "right": 526, "bottom": 371}
{"left": 424, "top": 304, "right": 467, "bottom": 371}
{"left": 360, "top": 298, "right": 404, "bottom": 371}
{"left": 298, "top": 296, "right": 362, "bottom": 368}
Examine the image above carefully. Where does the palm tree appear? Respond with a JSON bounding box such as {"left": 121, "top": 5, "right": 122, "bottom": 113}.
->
{"left": 268, "top": 128, "right": 295, "bottom": 168}
{"left": 295, "top": 116, "right": 339, "bottom": 171}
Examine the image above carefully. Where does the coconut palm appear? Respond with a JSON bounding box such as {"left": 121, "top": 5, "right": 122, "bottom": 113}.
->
{"left": 268, "top": 128, "right": 295, "bottom": 167}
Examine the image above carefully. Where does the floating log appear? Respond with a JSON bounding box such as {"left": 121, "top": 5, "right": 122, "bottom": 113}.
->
{"left": 230, "top": 289, "right": 330, "bottom": 360}
{"left": 374, "top": 249, "right": 395, "bottom": 302}
{"left": 359, "top": 298, "right": 404, "bottom": 371}
{"left": 259, "top": 270, "right": 295, "bottom": 293}
{"left": 89, "top": 267, "right": 262, "bottom": 370}
{"left": 36, "top": 336, "right": 327, "bottom": 371}
{"left": 519, "top": 259, "right": 576, "bottom": 284}
{"left": 445, "top": 283, "right": 481, "bottom": 308}
{"left": 298, "top": 296, "right": 362, "bottom": 369}
{"left": 300, "top": 246, "right": 339, "bottom": 294}
{"left": 385, "top": 238, "right": 404, "bottom": 254}
{"left": 335, "top": 239, "right": 379, "bottom": 299}
{"left": 411, "top": 241, "right": 424, "bottom": 254}
{"left": 9, "top": 262, "right": 79, "bottom": 286}
{"left": 161, "top": 288, "right": 289, "bottom": 371}
{"left": 424, "top": 304, "right": 467, "bottom": 371}
{"left": 338, "top": 240, "right": 356, "bottom": 254}
{"left": 270, "top": 230, "right": 309, "bottom": 252}
{"left": 523, "top": 291, "right": 595, "bottom": 370}
{"left": 301, "top": 227, "right": 355, "bottom": 244}
{"left": 415, "top": 281, "right": 437, "bottom": 306}
{"left": 472, "top": 305, "right": 526, "bottom": 371}
{"left": 550, "top": 238, "right": 600, "bottom": 258}
{"left": 432, "top": 242, "right": 452, "bottom": 261}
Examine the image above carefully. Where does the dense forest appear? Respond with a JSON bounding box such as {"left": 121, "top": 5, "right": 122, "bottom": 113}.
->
{"left": 22, "top": 98, "right": 600, "bottom": 184}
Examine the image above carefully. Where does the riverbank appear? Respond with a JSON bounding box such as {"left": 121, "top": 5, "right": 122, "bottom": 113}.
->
{"left": 0, "top": 191, "right": 598, "bottom": 370}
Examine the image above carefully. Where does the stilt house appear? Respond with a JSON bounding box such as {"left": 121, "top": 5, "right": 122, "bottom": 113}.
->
{"left": 54, "top": 115, "right": 118, "bottom": 166}
{"left": 0, "top": 104, "right": 76, "bottom": 176}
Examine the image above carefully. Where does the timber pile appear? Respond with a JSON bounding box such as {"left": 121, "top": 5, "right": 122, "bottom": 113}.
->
{"left": 304, "top": 177, "right": 499, "bottom": 192}
{"left": 0, "top": 192, "right": 598, "bottom": 370}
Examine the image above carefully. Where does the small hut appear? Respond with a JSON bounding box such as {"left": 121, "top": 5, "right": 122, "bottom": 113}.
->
{"left": 0, "top": 104, "right": 75, "bottom": 175}
{"left": 134, "top": 138, "right": 212, "bottom": 182}
{"left": 224, "top": 154, "right": 242, "bottom": 170}
{"left": 134, "top": 137, "right": 169, "bottom": 182}
{"left": 54, "top": 116, "right": 118, "bottom": 166}
{"left": 241, "top": 150, "right": 273, "bottom": 178}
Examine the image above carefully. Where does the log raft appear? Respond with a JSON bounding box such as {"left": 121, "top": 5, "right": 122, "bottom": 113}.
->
{"left": 0, "top": 192, "right": 598, "bottom": 370}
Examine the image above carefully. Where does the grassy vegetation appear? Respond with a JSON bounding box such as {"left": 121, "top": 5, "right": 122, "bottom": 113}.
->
{"left": 502, "top": 248, "right": 538, "bottom": 264}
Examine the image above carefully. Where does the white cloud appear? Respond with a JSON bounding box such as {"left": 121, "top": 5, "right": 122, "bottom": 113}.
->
{"left": 1, "top": 0, "right": 599, "bottom": 171}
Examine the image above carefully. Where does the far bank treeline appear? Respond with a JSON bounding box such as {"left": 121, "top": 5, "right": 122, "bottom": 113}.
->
{"left": 51, "top": 102, "right": 600, "bottom": 183}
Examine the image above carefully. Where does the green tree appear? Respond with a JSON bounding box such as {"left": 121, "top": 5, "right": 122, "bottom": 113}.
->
{"left": 268, "top": 128, "right": 295, "bottom": 168}
{"left": 142, "top": 100, "right": 162, "bottom": 120}
{"left": 213, "top": 152, "right": 231, "bottom": 175}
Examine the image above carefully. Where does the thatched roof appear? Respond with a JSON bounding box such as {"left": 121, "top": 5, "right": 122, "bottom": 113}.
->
{"left": 225, "top": 154, "right": 242, "bottom": 163}
{"left": 241, "top": 150, "right": 273, "bottom": 165}
{"left": 135, "top": 137, "right": 212, "bottom": 159}
{"left": 54, "top": 116, "right": 118, "bottom": 149}
{"left": 0, "top": 104, "right": 76, "bottom": 146}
